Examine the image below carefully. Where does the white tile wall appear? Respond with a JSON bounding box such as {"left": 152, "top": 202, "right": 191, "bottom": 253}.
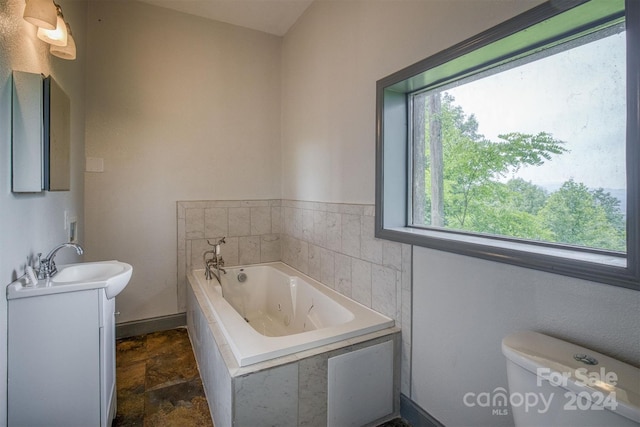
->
{"left": 279, "top": 200, "right": 412, "bottom": 396}
{"left": 178, "top": 198, "right": 413, "bottom": 396}
{"left": 177, "top": 200, "right": 281, "bottom": 313}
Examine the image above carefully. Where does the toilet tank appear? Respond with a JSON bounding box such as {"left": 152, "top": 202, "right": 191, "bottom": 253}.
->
{"left": 502, "top": 331, "right": 640, "bottom": 427}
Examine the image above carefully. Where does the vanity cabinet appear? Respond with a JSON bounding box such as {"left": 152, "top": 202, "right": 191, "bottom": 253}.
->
{"left": 8, "top": 287, "right": 117, "bottom": 426}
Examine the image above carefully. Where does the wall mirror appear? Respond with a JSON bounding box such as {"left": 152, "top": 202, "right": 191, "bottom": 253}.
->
{"left": 11, "top": 71, "right": 71, "bottom": 193}
{"left": 12, "top": 71, "right": 44, "bottom": 192}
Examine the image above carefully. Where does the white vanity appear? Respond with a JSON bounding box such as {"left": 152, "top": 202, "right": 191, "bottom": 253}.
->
{"left": 6, "top": 260, "right": 132, "bottom": 427}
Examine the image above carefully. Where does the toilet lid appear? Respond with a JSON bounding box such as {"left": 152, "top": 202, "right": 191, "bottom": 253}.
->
{"left": 502, "top": 331, "right": 640, "bottom": 423}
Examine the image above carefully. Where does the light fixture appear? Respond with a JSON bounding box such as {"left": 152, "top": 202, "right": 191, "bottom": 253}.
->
{"left": 36, "top": 4, "right": 67, "bottom": 47}
{"left": 23, "top": 0, "right": 76, "bottom": 61}
{"left": 23, "top": 0, "right": 57, "bottom": 30}
{"left": 50, "top": 23, "right": 76, "bottom": 60}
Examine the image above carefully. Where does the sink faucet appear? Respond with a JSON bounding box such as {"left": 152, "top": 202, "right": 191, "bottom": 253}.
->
{"left": 37, "top": 243, "right": 84, "bottom": 280}
{"left": 203, "top": 237, "right": 226, "bottom": 285}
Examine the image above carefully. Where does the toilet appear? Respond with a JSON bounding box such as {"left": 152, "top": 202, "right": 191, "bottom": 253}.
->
{"left": 502, "top": 331, "right": 640, "bottom": 427}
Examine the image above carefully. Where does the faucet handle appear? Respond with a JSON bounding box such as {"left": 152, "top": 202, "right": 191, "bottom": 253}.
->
{"left": 35, "top": 253, "right": 47, "bottom": 280}
{"left": 207, "top": 237, "right": 226, "bottom": 246}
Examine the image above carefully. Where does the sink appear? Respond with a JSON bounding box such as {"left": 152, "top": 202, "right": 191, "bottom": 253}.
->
{"left": 6, "top": 260, "right": 133, "bottom": 300}
{"left": 53, "top": 261, "right": 133, "bottom": 299}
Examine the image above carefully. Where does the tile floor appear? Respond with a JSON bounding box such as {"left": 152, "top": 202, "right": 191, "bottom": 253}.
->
{"left": 114, "top": 328, "right": 212, "bottom": 426}
{"left": 114, "top": 327, "right": 410, "bottom": 427}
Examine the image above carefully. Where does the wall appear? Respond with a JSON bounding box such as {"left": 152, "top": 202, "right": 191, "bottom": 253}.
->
{"left": 281, "top": 0, "right": 543, "bottom": 204}
{"left": 281, "top": 1, "right": 639, "bottom": 427}
{"left": 84, "top": 1, "right": 282, "bottom": 323}
{"left": 0, "top": 0, "right": 87, "bottom": 423}
{"left": 413, "top": 247, "right": 640, "bottom": 426}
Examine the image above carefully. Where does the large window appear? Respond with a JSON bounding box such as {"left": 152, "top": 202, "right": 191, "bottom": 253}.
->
{"left": 376, "top": 0, "right": 639, "bottom": 289}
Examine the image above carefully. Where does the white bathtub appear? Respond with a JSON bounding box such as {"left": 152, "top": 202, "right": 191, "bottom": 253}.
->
{"left": 188, "top": 262, "right": 394, "bottom": 366}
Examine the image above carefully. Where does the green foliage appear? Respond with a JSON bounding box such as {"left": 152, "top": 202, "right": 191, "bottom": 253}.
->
{"left": 505, "top": 178, "right": 548, "bottom": 215}
{"left": 420, "top": 93, "right": 626, "bottom": 252}
{"left": 538, "top": 180, "right": 626, "bottom": 251}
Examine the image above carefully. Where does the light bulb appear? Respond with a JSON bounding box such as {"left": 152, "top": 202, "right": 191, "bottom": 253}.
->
{"left": 50, "top": 24, "right": 76, "bottom": 60}
{"left": 37, "top": 10, "right": 67, "bottom": 46}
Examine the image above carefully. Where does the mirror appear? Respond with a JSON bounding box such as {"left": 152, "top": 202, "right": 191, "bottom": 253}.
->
{"left": 11, "top": 71, "right": 71, "bottom": 193}
{"left": 44, "top": 76, "right": 71, "bottom": 191}
{"left": 12, "top": 71, "right": 44, "bottom": 192}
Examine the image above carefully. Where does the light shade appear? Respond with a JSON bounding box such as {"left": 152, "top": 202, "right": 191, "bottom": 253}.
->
{"left": 36, "top": 9, "right": 67, "bottom": 46}
{"left": 50, "top": 25, "right": 76, "bottom": 60}
{"left": 23, "top": 0, "right": 57, "bottom": 30}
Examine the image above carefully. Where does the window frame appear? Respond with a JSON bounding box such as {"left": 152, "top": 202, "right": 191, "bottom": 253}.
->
{"left": 375, "top": 0, "right": 640, "bottom": 290}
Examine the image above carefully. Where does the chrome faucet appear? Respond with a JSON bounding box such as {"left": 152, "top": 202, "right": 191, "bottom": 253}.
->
{"left": 203, "top": 237, "right": 226, "bottom": 285}
{"left": 37, "top": 242, "right": 84, "bottom": 280}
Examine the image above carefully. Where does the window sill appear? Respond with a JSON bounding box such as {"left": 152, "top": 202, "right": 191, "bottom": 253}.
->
{"left": 376, "top": 225, "right": 637, "bottom": 290}
{"left": 391, "top": 226, "right": 626, "bottom": 267}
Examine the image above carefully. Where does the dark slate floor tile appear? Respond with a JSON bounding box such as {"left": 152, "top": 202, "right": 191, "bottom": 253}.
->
{"left": 144, "top": 379, "right": 213, "bottom": 427}
{"left": 114, "top": 328, "right": 212, "bottom": 427}
{"left": 116, "top": 335, "right": 148, "bottom": 368}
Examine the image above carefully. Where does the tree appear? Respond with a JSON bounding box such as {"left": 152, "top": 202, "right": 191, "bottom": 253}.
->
{"left": 505, "top": 178, "right": 548, "bottom": 216}
{"left": 592, "top": 188, "right": 625, "bottom": 233}
{"left": 418, "top": 92, "right": 626, "bottom": 252}
{"left": 424, "top": 93, "right": 568, "bottom": 229}
{"left": 428, "top": 93, "right": 444, "bottom": 226}
{"left": 538, "top": 180, "right": 626, "bottom": 251}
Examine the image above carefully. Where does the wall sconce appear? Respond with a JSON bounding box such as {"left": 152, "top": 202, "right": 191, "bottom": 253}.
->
{"left": 23, "top": 0, "right": 76, "bottom": 61}
{"left": 23, "top": 0, "right": 56, "bottom": 29}
{"left": 36, "top": 5, "right": 67, "bottom": 46}
{"left": 50, "top": 24, "right": 76, "bottom": 60}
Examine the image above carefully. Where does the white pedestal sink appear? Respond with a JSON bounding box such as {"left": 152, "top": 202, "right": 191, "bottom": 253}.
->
{"left": 7, "top": 260, "right": 132, "bottom": 299}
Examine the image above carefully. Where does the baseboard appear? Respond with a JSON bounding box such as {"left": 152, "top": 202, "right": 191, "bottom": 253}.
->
{"left": 115, "top": 312, "right": 187, "bottom": 339}
{"left": 400, "top": 394, "right": 445, "bottom": 427}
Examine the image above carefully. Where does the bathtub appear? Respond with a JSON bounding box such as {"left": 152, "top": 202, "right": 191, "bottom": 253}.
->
{"left": 188, "top": 262, "right": 394, "bottom": 366}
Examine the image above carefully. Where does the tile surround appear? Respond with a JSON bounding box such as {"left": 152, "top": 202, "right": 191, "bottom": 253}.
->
{"left": 177, "top": 198, "right": 413, "bottom": 396}
{"left": 234, "top": 363, "right": 299, "bottom": 427}
{"left": 177, "top": 200, "right": 282, "bottom": 312}
{"left": 187, "top": 279, "right": 401, "bottom": 427}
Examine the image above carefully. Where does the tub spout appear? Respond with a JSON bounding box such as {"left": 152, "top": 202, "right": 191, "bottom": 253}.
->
{"left": 205, "top": 258, "right": 225, "bottom": 285}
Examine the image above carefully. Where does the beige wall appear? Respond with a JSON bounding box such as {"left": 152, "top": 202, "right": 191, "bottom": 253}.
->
{"left": 4, "top": 1, "right": 636, "bottom": 425}
{"left": 281, "top": 1, "right": 639, "bottom": 427}
{"left": 0, "top": 0, "right": 87, "bottom": 423}
{"left": 84, "top": 1, "right": 282, "bottom": 323}
{"left": 281, "top": 0, "right": 541, "bottom": 204}
{"left": 81, "top": 1, "right": 640, "bottom": 426}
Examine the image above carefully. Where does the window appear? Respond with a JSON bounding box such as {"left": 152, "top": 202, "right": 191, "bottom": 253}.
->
{"left": 376, "top": 0, "right": 639, "bottom": 290}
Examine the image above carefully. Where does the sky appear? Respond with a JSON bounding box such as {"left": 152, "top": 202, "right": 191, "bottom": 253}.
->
{"left": 446, "top": 29, "right": 627, "bottom": 191}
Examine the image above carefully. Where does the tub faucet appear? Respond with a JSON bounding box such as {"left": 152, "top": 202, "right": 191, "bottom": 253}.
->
{"left": 204, "top": 237, "right": 226, "bottom": 285}
{"left": 37, "top": 242, "right": 84, "bottom": 280}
